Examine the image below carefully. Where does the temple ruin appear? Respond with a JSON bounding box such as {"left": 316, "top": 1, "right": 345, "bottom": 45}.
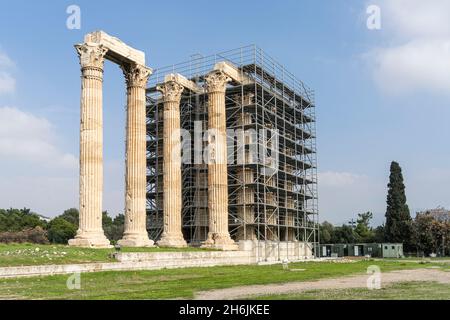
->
{"left": 70, "top": 31, "right": 319, "bottom": 256}
{"left": 69, "top": 31, "right": 152, "bottom": 248}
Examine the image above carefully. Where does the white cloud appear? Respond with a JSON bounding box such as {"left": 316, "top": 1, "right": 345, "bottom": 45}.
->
{"left": 0, "top": 72, "right": 15, "bottom": 95}
{"left": 0, "top": 50, "right": 15, "bottom": 95}
{"left": 372, "top": 39, "right": 450, "bottom": 95}
{"left": 381, "top": 0, "right": 450, "bottom": 38}
{"left": 0, "top": 106, "right": 127, "bottom": 217}
{"left": 0, "top": 106, "right": 77, "bottom": 169}
{"left": 0, "top": 51, "right": 14, "bottom": 68}
{"left": 367, "top": 0, "right": 450, "bottom": 96}
{"left": 0, "top": 106, "right": 80, "bottom": 216}
{"left": 0, "top": 48, "right": 123, "bottom": 217}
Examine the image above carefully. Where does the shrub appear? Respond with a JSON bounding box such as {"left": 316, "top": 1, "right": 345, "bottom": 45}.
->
{"left": 0, "top": 226, "right": 49, "bottom": 244}
{"left": 47, "top": 217, "right": 77, "bottom": 244}
{"left": 25, "top": 226, "right": 49, "bottom": 244}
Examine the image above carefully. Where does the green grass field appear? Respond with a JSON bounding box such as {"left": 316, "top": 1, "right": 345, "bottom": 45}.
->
{"left": 0, "top": 243, "right": 214, "bottom": 267}
{"left": 0, "top": 259, "right": 448, "bottom": 300}
{"left": 255, "top": 281, "right": 450, "bottom": 300}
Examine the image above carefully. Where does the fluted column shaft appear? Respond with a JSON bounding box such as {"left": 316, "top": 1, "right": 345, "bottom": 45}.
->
{"left": 69, "top": 43, "right": 110, "bottom": 248}
{"left": 118, "top": 63, "right": 153, "bottom": 247}
{"left": 202, "top": 70, "right": 237, "bottom": 250}
{"left": 208, "top": 90, "right": 229, "bottom": 235}
{"left": 156, "top": 81, "right": 187, "bottom": 247}
{"left": 80, "top": 66, "right": 103, "bottom": 232}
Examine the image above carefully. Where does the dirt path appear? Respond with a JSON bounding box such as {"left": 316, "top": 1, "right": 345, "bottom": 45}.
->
{"left": 194, "top": 268, "right": 450, "bottom": 300}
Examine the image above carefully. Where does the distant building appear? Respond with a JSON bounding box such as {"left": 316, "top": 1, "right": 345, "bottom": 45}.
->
{"left": 37, "top": 214, "right": 51, "bottom": 222}
{"left": 321, "top": 243, "right": 404, "bottom": 258}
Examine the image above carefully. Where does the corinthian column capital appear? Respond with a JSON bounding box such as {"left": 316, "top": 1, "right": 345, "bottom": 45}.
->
{"left": 122, "top": 63, "right": 152, "bottom": 89}
{"left": 75, "top": 43, "right": 108, "bottom": 70}
{"left": 205, "top": 70, "right": 231, "bottom": 93}
{"left": 156, "top": 81, "right": 184, "bottom": 104}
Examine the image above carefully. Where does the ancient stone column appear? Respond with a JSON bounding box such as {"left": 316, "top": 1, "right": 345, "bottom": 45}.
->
{"left": 202, "top": 70, "right": 238, "bottom": 250}
{"left": 69, "top": 43, "right": 111, "bottom": 248}
{"left": 155, "top": 80, "right": 187, "bottom": 247}
{"left": 118, "top": 63, "right": 154, "bottom": 247}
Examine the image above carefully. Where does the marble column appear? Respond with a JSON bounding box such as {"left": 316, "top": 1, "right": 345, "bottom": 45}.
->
{"left": 202, "top": 70, "right": 238, "bottom": 250}
{"left": 118, "top": 63, "right": 154, "bottom": 247}
{"left": 69, "top": 43, "right": 111, "bottom": 248}
{"left": 156, "top": 80, "right": 187, "bottom": 247}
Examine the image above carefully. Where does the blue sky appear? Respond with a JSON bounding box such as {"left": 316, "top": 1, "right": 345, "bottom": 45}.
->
{"left": 0, "top": 0, "right": 449, "bottom": 226}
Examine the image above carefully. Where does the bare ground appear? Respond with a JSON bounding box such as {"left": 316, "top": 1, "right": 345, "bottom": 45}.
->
{"left": 194, "top": 268, "right": 450, "bottom": 300}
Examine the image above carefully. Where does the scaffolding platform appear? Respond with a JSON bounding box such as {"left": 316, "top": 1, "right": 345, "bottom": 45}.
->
{"left": 146, "top": 45, "right": 319, "bottom": 252}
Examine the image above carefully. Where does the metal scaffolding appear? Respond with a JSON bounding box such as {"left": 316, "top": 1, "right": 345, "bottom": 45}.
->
{"left": 146, "top": 45, "right": 319, "bottom": 253}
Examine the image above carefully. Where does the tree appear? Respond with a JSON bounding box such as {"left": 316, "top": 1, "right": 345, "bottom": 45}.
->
{"left": 373, "top": 225, "right": 385, "bottom": 243}
{"left": 113, "top": 213, "right": 125, "bottom": 226}
{"left": 103, "top": 212, "right": 125, "bottom": 242}
{"left": 319, "top": 221, "right": 334, "bottom": 243}
{"left": 102, "top": 211, "right": 113, "bottom": 229}
{"left": 354, "top": 212, "right": 375, "bottom": 242}
{"left": 411, "top": 213, "right": 435, "bottom": 256}
{"left": 47, "top": 217, "right": 77, "bottom": 244}
{"left": 430, "top": 220, "right": 448, "bottom": 256}
{"left": 384, "top": 161, "right": 412, "bottom": 247}
{"left": 411, "top": 212, "right": 450, "bottom": 256}
{"left": 0, "top": 208, "right": 47, "bottom": 232}
{"left": 332, "top": 224, "right": 359, "bottom": 243}
{"left": 59, "top": 208, "right": 79, "bottom": 227}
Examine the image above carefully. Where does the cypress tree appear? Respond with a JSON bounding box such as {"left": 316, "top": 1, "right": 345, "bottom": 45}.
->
{"left": 385, "top": 161, "right": 412, "bottom": 245}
